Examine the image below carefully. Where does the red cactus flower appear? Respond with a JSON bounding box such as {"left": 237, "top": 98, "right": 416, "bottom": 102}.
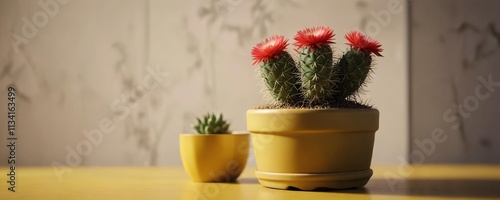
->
{"left": 293, "top": 26, "right": 335, "bottom": 50}
{"left": 345, "top": 31, "right": 383, "bottom": 57}
{"left": 251, "top": 35, "right": 289, "bottom": 65}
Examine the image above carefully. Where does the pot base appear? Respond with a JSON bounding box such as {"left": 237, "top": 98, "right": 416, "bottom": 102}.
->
{"left": 255, "top": 169, "right": 373, "bottom": 190}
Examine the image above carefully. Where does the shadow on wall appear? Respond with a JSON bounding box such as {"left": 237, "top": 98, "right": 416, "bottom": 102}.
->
{"left": 410, "top": 0, "right": 500, "bottom": 164}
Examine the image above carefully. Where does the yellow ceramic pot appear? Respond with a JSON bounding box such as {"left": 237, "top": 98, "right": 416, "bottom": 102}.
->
{"left": 247, "top": 109, "right": 379, "bottom": 190}
{"left": 179, "top": 133, "right": 249, "bottom": 182}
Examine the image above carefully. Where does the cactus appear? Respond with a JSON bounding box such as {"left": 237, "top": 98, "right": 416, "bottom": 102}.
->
{"left": 193, "top": 113, "right": 230, "bottom": 134}
{"left": 250, "top": 28, "right": 383, "bottom": 109}
{"left": 335, "top": 49, "right": 372, "bottom": 99}
{"left": 252, "top": 36, "right": 301, "bottom": 105}
{"left": 336, "top": 31, "right": 383, "bottom": 99}
{"left": 294, "top": 26, "right": 336, "bottom": 105}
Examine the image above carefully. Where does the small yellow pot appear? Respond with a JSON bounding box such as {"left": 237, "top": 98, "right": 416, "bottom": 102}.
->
{"left": 247, "top": 109, "right": 379, "bottom": 190}
{"left": 179, "top": 133, "right": 249, "bottom": 182}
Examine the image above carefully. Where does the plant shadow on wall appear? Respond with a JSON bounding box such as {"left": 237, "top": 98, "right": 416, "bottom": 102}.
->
{"left": 442, "top": 22, "right": 500, "bottom": 150}
{"left": 197, "top": 0, "right": 298, "bottom": 46}
{"left": 112, "top": 43, "right": 173, "bottom": 165}
{"left": 181, "top": 0, "right": 297, "bottom": 125}
{"left": 0, "top": 49, "right": 33, "bottom": 103}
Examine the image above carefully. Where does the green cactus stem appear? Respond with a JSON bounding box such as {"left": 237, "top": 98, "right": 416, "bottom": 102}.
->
{"left": 299, "top": 45, "right": 336, "bottom": 104}
{"left": 260, "top": 51, "right": 302, "bottom": 105}
{"left": 335, "top": 48, "right": 372, "bottom": 99}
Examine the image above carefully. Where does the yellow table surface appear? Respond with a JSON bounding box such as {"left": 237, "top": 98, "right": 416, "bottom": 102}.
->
{"left": 1, "top": 165, "right": 500, "bottom": 200}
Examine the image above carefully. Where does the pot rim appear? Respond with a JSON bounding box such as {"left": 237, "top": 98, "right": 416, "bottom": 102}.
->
{"left": 179, "top": 133, "right": 250, "bottom": 137}
{"left": 247, "top": 108, "right": 379, "bottom": 133}
{"left": 247, "top": 108, "right": 378, "bottom": 112}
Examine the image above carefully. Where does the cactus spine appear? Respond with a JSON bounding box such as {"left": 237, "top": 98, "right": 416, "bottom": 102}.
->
{"left": 298, "top": 45, "right": 335, "bottom": 104}
{"left": 336, "top": 31, "right": 383, "bottom": 99}
{"left": 251, "top": 35, "right": 301, "bottom": 105}
{"left": 294, "top": 26, "right": 336, "bottom": 105}
{"left": 251, "top": 29, "right": 383, "bottom": 108}
{"left": 260, "top": 51, "right": 301, "bottom": 105}
{"left": 335, "top": 49, "right": 372, "bottom": 99}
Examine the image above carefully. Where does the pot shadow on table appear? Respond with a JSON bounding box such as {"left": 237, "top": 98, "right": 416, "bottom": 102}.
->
{"left": 322, "top": 178, "right": 500, "bottom": 198}
{"left": 237, "top": 178, "right": 260, "bottom": 184}
{"left": 236, "top": 178, "right": 500, "bottom": 198}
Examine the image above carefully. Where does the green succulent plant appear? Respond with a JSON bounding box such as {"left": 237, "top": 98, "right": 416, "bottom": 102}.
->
{"left": 193, "top": 113, "right": 230, "bottom": 134}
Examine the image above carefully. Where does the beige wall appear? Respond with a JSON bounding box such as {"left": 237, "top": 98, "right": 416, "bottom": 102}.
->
{"left": 0, "top": 0, "right": 408, "bottom": 167}
{"left": 410, "top": 0, "right": 500, "bottom": 163}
